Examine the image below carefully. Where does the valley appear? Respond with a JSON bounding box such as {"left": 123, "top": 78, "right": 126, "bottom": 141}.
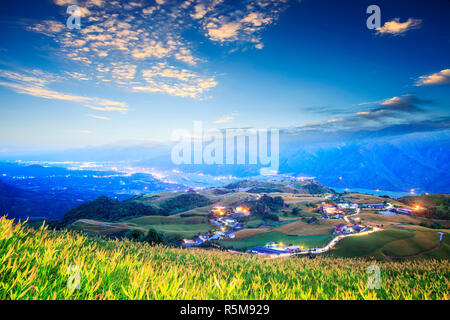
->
{"left": 54, "top": 180, "right": 449, "bottom": 260}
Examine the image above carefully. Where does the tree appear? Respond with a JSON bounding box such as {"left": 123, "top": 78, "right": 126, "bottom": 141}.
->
{"left": 430, "top": 222, "right": 443, "bottom": 229}
{"left": 125, "top": 229, "right": 145, "bottom": 241}
{"left": 292, "top": 207, "right": 302, "bottom": 216}
{"left": 163, "top": 233, "right": 184, "bottom": 246}
{"left": 144, "top": 228, "right": 163, "bottom": 244}
{"left": 265, "top": 213, "right": 279, "bottom": 221}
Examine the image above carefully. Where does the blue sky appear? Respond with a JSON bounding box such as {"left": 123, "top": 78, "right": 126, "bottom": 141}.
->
{"left": 0, "top": 0, "right": 449, "bottom": 150}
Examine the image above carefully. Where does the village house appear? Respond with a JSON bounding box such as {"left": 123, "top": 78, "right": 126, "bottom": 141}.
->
{"left": 395, "top": 208, "right": 414, "bottom": 215}
{"left": 365, "top": 203, "right": 386, "bottom": 209}
{"left": 334, "top": 224, "right": 368, "bottom": 235}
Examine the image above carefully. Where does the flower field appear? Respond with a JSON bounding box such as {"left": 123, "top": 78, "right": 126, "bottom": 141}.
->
{"left": 0, "top": 217, "right": 448, "bottom": 300}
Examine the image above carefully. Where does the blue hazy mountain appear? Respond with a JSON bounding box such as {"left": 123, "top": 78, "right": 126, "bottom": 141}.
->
{"left": 0, "top": 162, "right": 185, "bottom": 220}
{"left": 1, "top": 129, "right": 449, "bottom": 194}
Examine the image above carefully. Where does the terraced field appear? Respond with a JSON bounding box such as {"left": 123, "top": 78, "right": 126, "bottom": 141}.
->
{"left": 327, "top": 228, "right": 449, "bottom": 260}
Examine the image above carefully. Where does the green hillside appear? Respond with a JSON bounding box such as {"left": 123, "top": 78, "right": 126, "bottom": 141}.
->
{"left": 1, "top": 217, "right": 448, "bottom": 300}
{"left": 61, "top": 192, "right": 214, "bottom": 226}
{"left": 224, "top": 180, "right": 333, "bottom": 194}
{"left": 398, "top": 194, "right": 450, "bottom": 220}
{"left": 327, "top": 228, "right": 449, "bottom": 260}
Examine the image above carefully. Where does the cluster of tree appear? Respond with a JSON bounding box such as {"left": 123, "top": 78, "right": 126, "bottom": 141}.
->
{"left": 399, "top": 195, "right": 450, "bottom": 220}
{"left": 421, "top": 207, "right": 450, "bottom": 220}
{"left": 60, "top": 193, "right": 215, "bottom": 226}
{"left": 61, "top": 196, "right": 160, "bottom": 226}
{"left": 158, "top": 193, "right": 213, "bottom": 215}
{"left": 124, "top": 228, "right": 183, "bottom": 246}
{"left": 419, "top": 221, "right": 446, "bottom": 229}
{"left": 249, "top": 194, "right": 285, "bottom": 221}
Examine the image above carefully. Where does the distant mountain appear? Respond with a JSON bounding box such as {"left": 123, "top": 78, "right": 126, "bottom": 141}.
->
{"left": 2, "top": 130, "right": 449, "bottom": 193}
{"left": 278, "top": 132, "right": 450, "bottom": 193}
{"left": 0, "top": 180, "right": 85, "bottom": 220}
{"left": 0, "top": 162, "right": 185, "bottom": 220}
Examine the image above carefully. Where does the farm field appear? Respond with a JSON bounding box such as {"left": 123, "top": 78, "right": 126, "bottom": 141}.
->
{"left": 327, "top": 228, "right": 449, "bottom": 260}
{"left": 220, "top": 231, "right": 332, "bottom": 250}
{"left": 66, "top": 187, "right": 450, "bottom": 262}
{"left": 1, "top": 217, "right": 448, "bottom": 300}
{"left": 72, "top": 215, "right": 212, "bottom": 238}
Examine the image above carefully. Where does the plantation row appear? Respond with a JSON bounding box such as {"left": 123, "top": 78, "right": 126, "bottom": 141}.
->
{"left": 0, "top": 217, "right": 448, "bottom": 300}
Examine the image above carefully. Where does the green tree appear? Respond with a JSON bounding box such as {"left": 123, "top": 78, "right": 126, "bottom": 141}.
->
{"left": 144, "top": 228, "right": 163, "bottom": 244}
{"left": 125, "top": 229, "right": 145, "bottom": 241}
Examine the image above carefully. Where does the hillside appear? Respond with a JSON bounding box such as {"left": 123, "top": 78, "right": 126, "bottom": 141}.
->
{"left": 398, "top": 194, "right": 450, "bottom": 220}
{"left": 59, "top": 180, "right": 330, "bottom": 227}
{"left": 1, "top": 217, "right": 448, "bottom": 300}
{"left": 61, "top": 192, "right": 213, "bottom": 226}
{"left": 224, "top": 180, "right": 333, "bottom": 194}
{"left": 55, "top": 181, "right": 449, "bottom": 263}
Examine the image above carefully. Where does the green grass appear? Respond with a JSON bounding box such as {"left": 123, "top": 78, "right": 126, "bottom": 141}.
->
{"left": 220, "top": 231, "right": 332, "bottom": 250}
{"left": 126, "top": 215, "right": 208, "bottom": 225}
{"left": 147, "top": 224, "right": 212, "bottom": 238}
{"left": 420, "top": 233, "right": 450, "bottom": 259}
{"left": 327, "top": 229, "right": 449, "bottom": 260}
{"left": 245, "top": 218, "right": 265, "bottom": 228}
{"left": 381, "top": 230, "right": 441, "bottom": 257}
{"left": 119, "top": 215, "right": 212, "bottom": 237}
{"left": 1, "top": 217, "right": 448, "bottom": 300}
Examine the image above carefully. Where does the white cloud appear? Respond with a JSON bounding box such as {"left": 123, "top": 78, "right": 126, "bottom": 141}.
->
{"left": 206, "top": 21, "right": 241, "bottom": 42}
{"left": 27, "top": 20, "right": 65, "bottom": 36}
{"left": 215, "top": 113, "right": 238, "bottom": 123}
{"left": 25, "top": 0, "right": 294, "bottom": 100}
{"left": 134, "top": 62, "right": 217, "bottom": 98}
{"left": 0, "top": 69, "right": 128, "bottom": 112}
{"left": 86, "top": 114, "right": 111, "bottom": 120}
{"left": 376, "top": 18, "right": 422, "bottom": 35}
{"left": 415, "top": 69, "right": 450, "bottom": 86}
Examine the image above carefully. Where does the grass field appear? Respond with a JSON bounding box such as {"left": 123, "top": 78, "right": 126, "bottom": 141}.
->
{"left": 327, "top": 228, "right": 449, "bottom": 260}
{"left": 274, "top": 219, "right": 338, "bottom": 236}
{"left": 220, "top": 231, "right": 332, "bottom": 250}
{"left": 0, "top": 217, "right": 448, "bottom": 300}
{"left": 145, "top": 223, "right": 212, "bottom": 238}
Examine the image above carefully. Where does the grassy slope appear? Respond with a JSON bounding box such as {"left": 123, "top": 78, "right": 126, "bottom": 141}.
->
{"left": 220, "top": 231, "right": 332, "bottom": 250}
{"left": 1, "top": 217, "right": 448, "bottom": 300}
{"left": 327, "top": 228, "right": 450, "bottom": 260}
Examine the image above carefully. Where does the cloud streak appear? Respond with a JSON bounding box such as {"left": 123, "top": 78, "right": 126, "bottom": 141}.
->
{"left": 0, "top": 69, "right": 128, "bottom": 112}
{"left": 376, "top": 18, "right": 422, "bottom": 36}
{"left": 416, "top": 68, "right": 450, "bottom": 86}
